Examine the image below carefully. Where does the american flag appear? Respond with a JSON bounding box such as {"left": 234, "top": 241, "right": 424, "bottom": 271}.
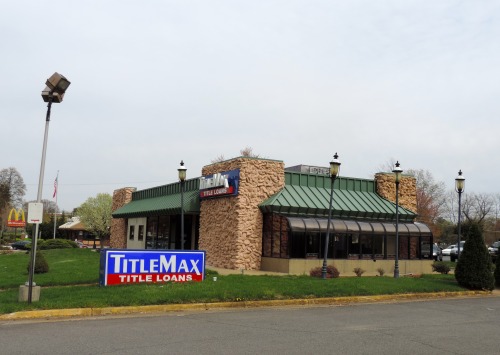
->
{"left": 53, "top": 175, "right": 58, "bottom": 198}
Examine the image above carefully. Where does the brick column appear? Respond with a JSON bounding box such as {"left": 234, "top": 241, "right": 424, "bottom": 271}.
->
{"left": 199, "top": 157, "right": 285, "bottom": 270}
{"left": 110, "top": 187, "right": 136, "bottom": 249}
{"left": 374, "top": 173, "right": 417, "bottom": 213}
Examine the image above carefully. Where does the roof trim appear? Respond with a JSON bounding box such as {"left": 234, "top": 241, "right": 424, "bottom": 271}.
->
{"left": 259, "top": 185, "right": 416, "bottom": 222}
{"left": 112, "top": 190, "right": 200, "bottom": 218}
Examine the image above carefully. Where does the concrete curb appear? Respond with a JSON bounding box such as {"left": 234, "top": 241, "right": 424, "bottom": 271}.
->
{"left": 0, "top": 290, "right": 495, "bottom": 321}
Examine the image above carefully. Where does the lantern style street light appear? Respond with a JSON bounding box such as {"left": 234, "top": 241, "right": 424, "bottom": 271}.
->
{"left": 393, "top": 161, "right": 403, "bottom": 278}
{"left": 28, "top": 73, "right": 71, "bottom": 303}
{"left": 178, "top": 160, "right": 187, "bottom": 250}
{"left": 322, "top": 153, "right": 341, "bottom": 279}
{"left": 455, "top": 170, "right": 465, "bottom": 259}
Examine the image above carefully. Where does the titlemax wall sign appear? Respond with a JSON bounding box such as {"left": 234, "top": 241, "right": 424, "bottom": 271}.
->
{"left": 99, "top": 250, "right": 205, "bottom": 286}
{"left": 199, "top": 169, "right": 240, "bottom": 199}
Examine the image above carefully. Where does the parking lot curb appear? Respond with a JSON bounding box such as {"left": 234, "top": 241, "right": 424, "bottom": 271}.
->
{"left": 0, "top": 290, "right": 495, "bottom": 321}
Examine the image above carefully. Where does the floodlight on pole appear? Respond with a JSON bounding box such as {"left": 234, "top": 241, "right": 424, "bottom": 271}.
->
{"left": 27, "top": 72, "right": 70, "bottom": 304}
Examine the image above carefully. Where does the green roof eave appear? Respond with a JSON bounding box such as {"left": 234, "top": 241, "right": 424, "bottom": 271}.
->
{"left": 259, "top": 185, "right": 416, "bottom": 222}
{"left": 112, "top": 190, "right": 200, "bottom": 218}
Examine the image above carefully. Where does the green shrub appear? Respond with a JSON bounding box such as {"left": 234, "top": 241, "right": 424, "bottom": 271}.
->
{"left": 38, "top": 238, "right": 78, "bottom": 250}
{"left": 455, "top": 223, "right": 494, "bottom": 290}
{"left": 432, "top": 262, "right": 451, "bottom": 274}
{"left": 27, "top": 251, "right": 50, "bottom": 274}
{"left": 310, "top": 265, "right": 340, "bottom": 278}
{"left": 353, "top": 267, "right": 365, "bottom": 277}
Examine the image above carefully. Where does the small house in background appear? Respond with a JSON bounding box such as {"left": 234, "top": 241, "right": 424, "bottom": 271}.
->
{"left": 58, "top": 217, "right": 97, "bottom": 247}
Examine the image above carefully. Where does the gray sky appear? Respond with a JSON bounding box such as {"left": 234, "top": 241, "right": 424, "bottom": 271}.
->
{"left": 2, "top": 1, "right": 499, "bottom": 212}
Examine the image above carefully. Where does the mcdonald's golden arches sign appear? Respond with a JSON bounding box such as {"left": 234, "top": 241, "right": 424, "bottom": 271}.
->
{"left": 7, "top": 208, "right": 26, "bottom": 228}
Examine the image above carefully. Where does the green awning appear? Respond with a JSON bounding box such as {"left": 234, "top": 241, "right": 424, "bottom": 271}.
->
{"left": 259, "top": 185, "right": 416, "bottom": 222}
{"left": 112, "top": 190, "right": 200, "bottom": 218}
{"left": 286, "top": 217, "right": 431, "bottom": 236}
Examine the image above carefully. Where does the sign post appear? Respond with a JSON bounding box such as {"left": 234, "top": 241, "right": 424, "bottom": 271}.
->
{"left": 21, "top": 203, "right": 44, "bottom": 303}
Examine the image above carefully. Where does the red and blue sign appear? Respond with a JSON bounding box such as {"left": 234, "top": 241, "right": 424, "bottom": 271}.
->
{"left": 199, "top": 169, "right": 240, "bottom": 199}
{"left": 99, "top": 249, "right": 205, "bottom": 286}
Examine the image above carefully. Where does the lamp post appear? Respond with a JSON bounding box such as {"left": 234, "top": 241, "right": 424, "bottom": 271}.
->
{"left": 455, "top": 170, "right": 465, "bottom": 259}
{"left": 28, "top": 73, "right": 70, "bottom": 303}
{"left": 322, "top": 153, "right": 341, "bottom": 279}
{"left": 393, "top": 161, "right": 402, "bottom": 279}
{"left": 178, "top": 160, "right": 187, "bottom": 250}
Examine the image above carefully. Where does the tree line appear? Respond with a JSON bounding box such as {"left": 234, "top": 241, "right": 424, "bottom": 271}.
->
{"left": 2, "top": 162, "right": 499, "bottom": 246}
{"left": 0, "top": 167, "right": 112, "bottom": 242}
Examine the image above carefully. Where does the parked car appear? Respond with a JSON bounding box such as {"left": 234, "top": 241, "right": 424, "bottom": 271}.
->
{"left": 10, "top": 240, "right": 31, "bottom": 250}
{"left": 488, "top": 241, "right": 500, "bottom": 261}
{"left": 450, "top": 241, "right": 466, "bottom": 261}
{"left": 421, "top": 243, "right": 442, "bottom": 261}
{"left": 441, "top": 244, "right": 456, "bottom": 256}
{"left": 488, "top": 241, "right": 500, "bottom": 254}
{"left": 76, "top": 241, "right": 88, "bottom": 248}
{"left": 432, "top": 245, "right": 443, "bottom": 261}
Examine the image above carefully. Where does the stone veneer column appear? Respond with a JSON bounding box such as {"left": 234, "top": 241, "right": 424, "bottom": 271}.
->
{"left": 374, "top": 173, "right": 417, "bottom": 213}
{"left": 199, "top": 157, "right": 285, "bottom": 270}
{"left": 110, "top": 187, "right": 136, "bottom": 249}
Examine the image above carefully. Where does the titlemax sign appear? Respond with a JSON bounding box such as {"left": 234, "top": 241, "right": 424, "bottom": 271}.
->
{"left": 99, "top": 250, "right": 205, "bottom": 286}
{"left": 199, "top": 169, "right": 240, "bottom": 199}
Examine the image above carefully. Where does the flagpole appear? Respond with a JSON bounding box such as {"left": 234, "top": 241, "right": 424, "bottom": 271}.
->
{"left": 53, "top": 171, "right": 59, "bottom": 239}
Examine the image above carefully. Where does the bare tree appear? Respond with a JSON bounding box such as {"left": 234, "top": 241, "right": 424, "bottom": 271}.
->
{"left": 461, "top": 192, "right": 495, "bottom": 224}
{"left": 210, "top": 154, "right": 226, "bottom": 164}
{"left": 375, "top": 162, "right": 447, "bottom": 239}
{"left": 240, "top": 146, "right": 260, "bottom": 158}
{"left": 375, "top": 158, "right": 397, "bottom": 173}
{"left": 406, "top": 169, "right": 446, "bottom": 224}
{"left": 211, "top": 146, "right": 261, "bottom": 163}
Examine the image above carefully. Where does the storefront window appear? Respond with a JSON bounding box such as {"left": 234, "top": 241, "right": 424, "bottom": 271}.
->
{"left": 146, "top": 217, "right": 157, "bottom": 249}
{"left": 129, "top": 225, "right": 134, "bottom": 240}
{"left": 138, "top": 225, "right": 144, "bottom": 241}
{"left": 262, "top": 214, "right": 432, "bottom": 261}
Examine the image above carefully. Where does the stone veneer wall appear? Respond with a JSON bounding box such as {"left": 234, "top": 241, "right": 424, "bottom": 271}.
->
{"left": 374, "top": 173, "right": 417, "bottom": 213}
{"left": 199, "top": 157, "right": 285, "bottom": 270}
{"left": 110, "top": 187, "right": 136, "bottom": 249}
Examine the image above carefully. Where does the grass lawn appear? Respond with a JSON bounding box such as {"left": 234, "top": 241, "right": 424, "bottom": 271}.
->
{"left": 0, "top": 249, "right": 467, "bottom": 315}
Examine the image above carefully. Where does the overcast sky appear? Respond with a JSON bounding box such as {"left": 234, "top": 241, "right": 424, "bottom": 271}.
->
{"left": 2, "top": 1, "right": 499, "bottom": 212}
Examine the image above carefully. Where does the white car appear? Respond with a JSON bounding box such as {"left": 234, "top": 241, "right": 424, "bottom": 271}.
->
{"left": 449, "top": 241, "right": 466, "bottom": 261}
{"left": 441, "top": 245, "right": 457, "bottom": 256}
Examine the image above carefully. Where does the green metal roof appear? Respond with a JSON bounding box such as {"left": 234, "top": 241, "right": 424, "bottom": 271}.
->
{"left": 259, "top": 172, "right": 416, "bottom": 222}
{"left": 112, "top": 179, "right": 200, "bottom": 218}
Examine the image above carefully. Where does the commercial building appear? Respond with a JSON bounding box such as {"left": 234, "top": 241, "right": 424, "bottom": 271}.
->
{"left": 111, "top": 157, "right": 434, "bottom": 276}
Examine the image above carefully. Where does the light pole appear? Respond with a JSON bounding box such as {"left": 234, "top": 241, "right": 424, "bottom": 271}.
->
{"left": 178, "top": 160, "right": 187, "bottom": 250}
{"left": 28, "top": 73, "right": 70, "bottom": 303}
{"left": 322, "top": 153, "right": 341, "bottom": 279}
{"left": 393, "top": 161, "right": 402, "bottom": 278}
{"left": 455, "top": 170, "right": 465, "bottom": 259}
